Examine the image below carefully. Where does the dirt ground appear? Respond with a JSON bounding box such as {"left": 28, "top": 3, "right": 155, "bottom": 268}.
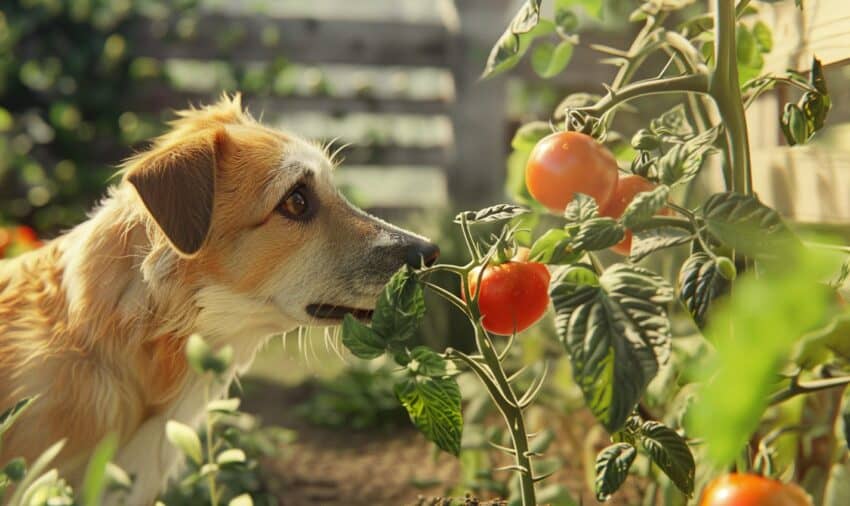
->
{"left": 240, "top": 378, "right": 645, "bottom": 506}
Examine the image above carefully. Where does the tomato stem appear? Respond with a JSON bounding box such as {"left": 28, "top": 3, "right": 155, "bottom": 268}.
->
{"left": 459, "top": 213, "right": 482, "bottom": 263}
{"left": 710, "top": 0, "right": 752, "bottom": 195}
{"left": 581, "top": 73, "right": 710, "bottom": 119}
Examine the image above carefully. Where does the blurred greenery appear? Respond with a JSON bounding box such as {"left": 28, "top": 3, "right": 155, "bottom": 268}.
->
{"left": 0, "top": 0, "right": 200, "bottom": 233}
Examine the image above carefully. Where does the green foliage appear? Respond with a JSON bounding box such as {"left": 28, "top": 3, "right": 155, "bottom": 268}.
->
{"left": 594, "top": 443, "right": 636, "bottom": 501}
{"left": 395, "top": 374, "right": 463, "bottom": 456}
{"left": 687, "top": 247, "right": 835, "bottom": 466}
{"left": 551, "top": 264, "right": 674, "bottom": 432}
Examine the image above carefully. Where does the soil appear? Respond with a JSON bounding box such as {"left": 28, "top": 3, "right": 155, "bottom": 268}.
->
{"left": 240, "top": 378, "right": 644, "bottom": 506}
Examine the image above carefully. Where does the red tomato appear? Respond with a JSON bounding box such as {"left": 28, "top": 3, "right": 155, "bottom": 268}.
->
{"left": 0, "top": 228, "right": 10, "bottom": 258}
{"left": 600, "top": 174, "right": 669, "bottom": 256}
{"left": 525, "top": 131, "right": 619, "bottom": 214}
{"left": 699, "top": 474, "right": 812, "bottom": 506}
{"left": 15, "top": 226, "right": 39, "bottom": 246}
{"left": 466, "top": 248, "right": 551, "bottom": 336}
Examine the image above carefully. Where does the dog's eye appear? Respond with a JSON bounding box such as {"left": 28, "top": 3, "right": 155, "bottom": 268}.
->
{"left": 279, "top": 187, "right": 310, "bottom": 219}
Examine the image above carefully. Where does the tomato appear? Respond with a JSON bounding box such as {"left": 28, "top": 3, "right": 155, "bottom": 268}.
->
{"left": 466, "top": 248, "right": 551, "bottom": 336}
{"left": 600, "top": 174, "right": 669, "bottom": 256}
{"left": 0, "top": 228, "right": 10, "bottom": 258}
{"left": 699, "top": 474, "right": 812, "bottom": 506}
{"left": 15, "top": 226, "right": 38, "bottom": 245}
{"left": 525, "top": 131, "right": 619, "bottom": 214}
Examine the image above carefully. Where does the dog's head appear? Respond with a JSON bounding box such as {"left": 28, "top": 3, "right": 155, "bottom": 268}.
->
{"left": 122, "top": 94, "right": 438, "bottom": 326}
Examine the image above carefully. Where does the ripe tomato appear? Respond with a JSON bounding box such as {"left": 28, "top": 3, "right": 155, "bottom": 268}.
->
{"left": 600, "top": 174, "right": 669, "bottom": 256}
{"left": 699, "top": 474, "right": 812, "bottom": 506}
{"left": 525, "top": 131, "right": 619, "bottom": 214}
{"left": 466, "top": 248, "right": 551, "bottom": 336}
{"left": 0, "top": 228, "right": 10, "bottom": 258}
{"left": 15, "top": 226, "right": 39, "bottom": 246}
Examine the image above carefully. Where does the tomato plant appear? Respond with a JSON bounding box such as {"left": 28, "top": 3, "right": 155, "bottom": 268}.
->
{"left": 341, "top": 1, "right": 848, "bottom": 505}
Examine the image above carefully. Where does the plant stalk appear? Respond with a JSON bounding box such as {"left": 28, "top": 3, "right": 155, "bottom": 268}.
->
{"left": 710, "top": 0, "right": 752, "bottom": 194}
{"left": 203, "top": 383, "right": 219, "bottom": 506}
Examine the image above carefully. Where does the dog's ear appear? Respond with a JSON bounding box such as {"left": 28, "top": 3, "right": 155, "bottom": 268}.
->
{"left": 127, "top": 127, "right": 227, "bottom": 257}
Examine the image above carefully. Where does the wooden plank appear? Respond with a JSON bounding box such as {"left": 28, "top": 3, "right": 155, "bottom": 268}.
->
{"left": 130, "top": 13, "right": 453, "bottom": 67}
{"left": 761, "top": 0, "right": 850, "bottom": 72}
{"left": 131, "top": 85, "right": 449, "bottom": 116}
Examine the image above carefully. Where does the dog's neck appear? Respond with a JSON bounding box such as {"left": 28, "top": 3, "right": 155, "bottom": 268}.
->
{"left": 56, "top": 185, "right": 295, "bottom": 407}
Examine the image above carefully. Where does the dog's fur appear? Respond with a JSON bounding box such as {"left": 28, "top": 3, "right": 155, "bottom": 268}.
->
{"left": 0, "top": 95, "right": 433, "bottom": 504}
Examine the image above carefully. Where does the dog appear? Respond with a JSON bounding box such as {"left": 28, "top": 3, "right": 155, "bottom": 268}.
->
{"left": 0, "top": 94, "right": 438, "bottom": 504}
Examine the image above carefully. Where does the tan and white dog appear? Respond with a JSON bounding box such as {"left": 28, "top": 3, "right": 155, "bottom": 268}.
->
{"left": 0, "top": 94, "right": 438, "bottom": 504}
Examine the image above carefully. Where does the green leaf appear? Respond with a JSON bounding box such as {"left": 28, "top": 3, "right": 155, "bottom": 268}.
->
{"left": 571, "top": 218, "right": 626, "bottom": 252}
{"left": 595, "top": 443, "right": 637, "bottom": 501}
{"left": 650, "top": 104, "right": 693, "bottom": 139}
{"left": 165, "top": 420, "right": 203, "bottom": 465}
{"left": 207, "top": 398, "right": 241, "bottom": 413}
{"left": 629, "top": 228, "right": 693, "bottom": 263}
{"left": 530, "top": 228, "right": 579, "bottom": 265}
{"left": 752, "top": 21, "right": 773, "bottom": 52}
{"left": 454, "top": 204, "right": 530, "bottom": 224}
{"left": 794, "top": 313, "right": 850, "bottom": 369}
{"left": 372, "top": 268, "right": 425, "bottom": 342}
{"left": 395, "top": 376, "right": 463, "bottom": 456}
{"left": 229, "top": 494, "right": 254, "bottom": 506}
{"left": 407, "top": 346, "right": 449, "bottom": 377}
{"left": 482, "top": 3, "right": 553, "bottom": 79}
{"left": 736, "top": 25, "right": 759, "bottom": 67}
{"left": 554, "top": 93, "right": 602, "bottom": 119}
{"left": 700, "top": 192, "right": 797, "bottom": 259}
{"left": 687, "top": 247, "right": 835, "bottom": 466}
{"left": 216, "top": 448, "right": 246, "bottom": 466}
{"left": 0, "top": 396, "right": 37, "bottom": 442}
{"left": 104, "top": 463, "right": 132, "bottom": 492}
{"left": 564, "top": 193, "right": 599, "bottom": 223}
{"left": 640, "top": 421, "right": 695, "bottom": 496}
{"left": 82, "top": 433, "right": 118, "bottom": 506}
{"left": 658, "top": 127, "right": 719, "bottom": 186}
{"left": 551, "top": 264, "right": 674, "bottom": 432}
{"left": 532, "top": 41, "right": 574, "bottom": 79}
{"left": 512, "top": 122, "right": 552, "bottom": 151}
{"left": 3, "top": 458, "right": 25, "bottom": 482}
{"left": 621, "top": 185, "right": 670, "bottom": 229}
{"left": 558, "top": 0, "right": 603, "bottom": 19}
{"left": 185, "top": 334, "right": 231, "bottom": 374}
{"left": 678, "top": 252, "right": 729, "bottom": 327}
{"left": 7, "top": 439, "right": 65, "bottom": 506}
{"left": 341, "top": 314, "right": 386, "bottom": 359}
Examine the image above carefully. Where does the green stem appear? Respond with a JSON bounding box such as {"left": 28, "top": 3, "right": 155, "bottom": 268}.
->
{"left": 710, "top": 0, "right": 752, "bottom": 194}
{"left": 473, "top": 323, "right": 536, "bottom": 506}
{"left": 203, "top": 383, "right": 219, "bottom": 506}
{"left": 583, "top": 73, "right": 710, "bottom": 118}
{"left": 628, "top": 215, "right": 695, "bottom": 233}
{"left": 768, "top": 375, "right": 850, "bottom": 405}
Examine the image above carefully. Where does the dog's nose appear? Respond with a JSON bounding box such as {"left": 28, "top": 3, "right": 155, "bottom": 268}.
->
{"left": 404, "top": 239, "right": 440, "bottom": 269}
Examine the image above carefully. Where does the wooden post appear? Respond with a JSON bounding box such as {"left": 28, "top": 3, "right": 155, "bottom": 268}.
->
{"left": 448, "top": 0, "right": 513, "bottom": 208}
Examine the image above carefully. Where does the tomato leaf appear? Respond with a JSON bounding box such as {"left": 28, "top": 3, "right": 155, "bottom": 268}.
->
{"left": 530, "top": 228, "right": 580, "bottom": 265}
{"left": 454, "top": 204, "right": 530, "bottom": 224}
{"left": 0, "top": 396, "right": 36, "bottom": 442}
{"left": 372, "top": 268, "right": 426, "bottom": 342}
{"left": 753, "top": 21, "right": 773, "bottom": 52}
{"left": 650, "top": 104, "right": 693, "bottom": 139}
{"left": 640, "top": 421, "right": 695, "bottom": 496}
{"left": 395, "top": 375, "right": 463, "bottom": 456}
{"left": 571, "top": 217, "right": 626, "bottom": 252}
{"left": 629, "top": 227, "right": 693, "bottom": 263}
{"left": 700, "top": 192, "right": 797, "bottom": 259}
{"left": 531, "top": 40, "right": 574, "bottom": 79}
{"left": 554, "top": 93, "right": 602, "bottom": 119}
{"left": 341, "top": 314, "right": 387, "bottom": 359}
{"left": 482, "top": 2, "right": 552, "bottom": 79}
{"left": 595, "top": 443, "right": 637, "bottom": 501}
{"left": 658, "top": 127, "right": 718, "bottom": 186}
{"left": 564, "top": 193, "right": 599, "bottom": 223}
{"left": 512, "top": 121, "right": 552, "bottom": 151}
{"left": 407, "top": 346, "right": 451, "bottom": 377}
{"left": 620, "top": 185, "right": 670, "bottom": 229}
{"left": 551, "top": 264, "right": 674, "bottom": 432}
{"left": 678, "top": 252, "right": 729, "bottom": 327}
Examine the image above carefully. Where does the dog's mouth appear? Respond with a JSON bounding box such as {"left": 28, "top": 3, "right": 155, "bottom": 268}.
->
{"left": 305, "top": 303, "right": 374, "bottom": 322}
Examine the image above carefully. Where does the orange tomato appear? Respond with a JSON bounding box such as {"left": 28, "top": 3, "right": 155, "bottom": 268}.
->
{"left": 466, "top": 248, "right": 551, "bottom": 336}
{"left": 600, "top": 174, "right": 669, "bottom": 256}
{"left": 699, "top": 474, "right": 812, "bottom": 506}
{"left": 525, "top": 131, "right": 619, "bottom": 214}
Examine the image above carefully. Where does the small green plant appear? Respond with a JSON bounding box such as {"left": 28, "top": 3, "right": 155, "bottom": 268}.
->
{"left": 161, "top": 334, "right": 293, "bottom": 506}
